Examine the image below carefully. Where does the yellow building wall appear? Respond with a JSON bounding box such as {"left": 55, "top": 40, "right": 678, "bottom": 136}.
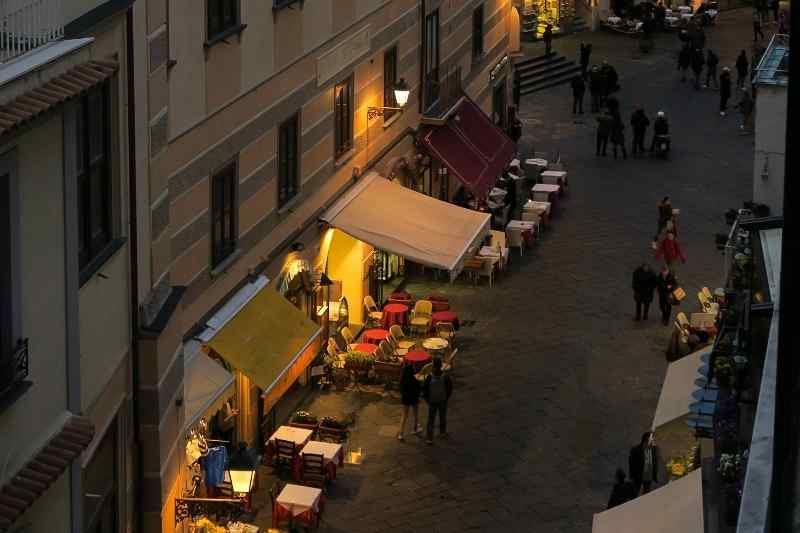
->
{"left": 326, "top": 230, "right": 373, "bottom": 327}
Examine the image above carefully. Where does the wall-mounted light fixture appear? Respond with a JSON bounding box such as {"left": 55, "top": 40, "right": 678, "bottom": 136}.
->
{"left": 367, "top": 79, "right": 410, "bottom": 120}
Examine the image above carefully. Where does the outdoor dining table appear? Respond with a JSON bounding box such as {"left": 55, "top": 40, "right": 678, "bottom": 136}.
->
{"left": 422, "top": 337, "right": 449, "bottom": 354}
{"left": 388, "top": 291, "right": 413, "bottom": 306}
{"left": 272, "top": 483, "right": 323, "bottom": 529}
{"left": 381, "top": 303, "right": 409, "bottom": 329}
{"left": 506, "top": 219, "right": 537, "bottom": 247}
{"left": 525, "top": 158, "right": 548, "bottom": 179}
{"left": 426, "top": 294, "right": 450, "bottom": 312}
{"left": 404, "top": 350, "right": 432, "bottom": 364}
{"left": 531, "top": 183, "right": 560, "bottom": 203}
{"left": 300, "top": 440, "right": 344, "bottom": 480}
{"left": 362, "top": 328, "right": 390, "bottom": 345}
{"left": 351, "top": 343, "right": 378, "bottom": 354}
{"left": 266, "top": 426, "right": 314, "bottom": 477}
{"left": 541, "top": 170, "right": 568, "bottom": 190}
{"left": 431, "top": 310, "right": 460, "bottom": 331}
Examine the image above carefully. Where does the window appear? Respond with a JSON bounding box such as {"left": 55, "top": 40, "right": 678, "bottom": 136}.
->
{"left": 77, "top": 83, "right": 112, "bottom": 271}
{"left": 492, "top": 80, "right": 507, "bottom": 129}
{"left": 278, "top": 114, "right": 299, "bottom": 208}
{"left": 472, "top": 5, "right": 484, "bottom": 60}
{"left": 207, "top": 0, "right": 238, "bottom": 40}
{"left": 383, "top": 46, "right": 398, "bottom": 122}
{"left": 423, "top": 10, "right": 440, "bottom": 109}
{"left": 211, "top": 161, "right": 238, "bottom": 268}
{"left": 83, "top": 420, "right": 118, "bottom": 533}
{"left": 334, "top": 77, "right": 353, "bottom": 158}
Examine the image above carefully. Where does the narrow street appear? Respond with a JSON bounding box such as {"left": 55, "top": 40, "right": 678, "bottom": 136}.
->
{"left": 293, "top": 10, "right": 755, "bottom": 533}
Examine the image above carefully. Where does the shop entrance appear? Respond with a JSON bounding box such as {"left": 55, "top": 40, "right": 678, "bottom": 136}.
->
{"left": 325, "top": 229, "right": 373, "bottom": 327}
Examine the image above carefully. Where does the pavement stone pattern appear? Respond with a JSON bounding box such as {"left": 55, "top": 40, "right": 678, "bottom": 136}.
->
{"left": 256, "top": 9, "right": 761, "bottom": 533}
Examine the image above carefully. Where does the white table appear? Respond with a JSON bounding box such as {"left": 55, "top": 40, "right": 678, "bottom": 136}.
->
{"left": 276, "top": 483, "right": 322, "bottom": 517}
{"left": 678, "top": 5, "right": 692, "bottom": 13}
{"left": 607, "top": 16, "right": 621, "bottom": 24}
{"left": 422, "top": 337, "right": 449, "bottom": 351}
{"left": 301, "top": 440, "right": 343, "bottom": 467}
{"left": 665, "top": 16, "right": 679, "bottom": 25}
{"left": 541, "top": 170, "right": 567, "bottom": 185}
{"left": 479, "top": 246, "right": 501, "bottom": 258}
{"left": 523, "top": 199, "right": 551, "bottom": 215}
{"left": 525, "top": 158, "right": 548, "bottom": 170}
{"left": 269, "top": 426, "right": 313, "bottom": 447}
{"left": 531, "top": 183, "right": 560, "bottom": 202}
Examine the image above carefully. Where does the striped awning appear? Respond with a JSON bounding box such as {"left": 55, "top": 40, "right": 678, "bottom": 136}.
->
{"left": 0, "top": 59, "right": 118, "bottom": 137}
{"left": 0, "top": 416, "right": 94, "bottom": 531}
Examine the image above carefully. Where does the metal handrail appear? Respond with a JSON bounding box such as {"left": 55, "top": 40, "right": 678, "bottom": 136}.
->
{"left": 0, "top": 0, "right": 63, "bottom": 63}
{"left": 754, "top": 33, "right": 789, "bottom": 85}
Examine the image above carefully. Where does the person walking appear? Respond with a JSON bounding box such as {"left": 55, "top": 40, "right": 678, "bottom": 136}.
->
{"left": 633, "top": 263, "right": 657, "bottom": 321}
{"left": 691, "top": 48, "right": 705, "bottom": 89}
{"left": 656, "top": 196, "right": 673, "bottom": 236}
{"left": 704, "top": 49, "right": 719, "bottom": 88}
{"left": 611, "top": 112, "right": 627, "bottom": 160}
{"left": 397, "top": 362, "right": 422, "bottom": 441}
{"left": 720, "top": 67, "right": 732, "bottom": 116}
{"left": 596, "top": 109, "right": 612, "bottom": 156}
{"left": 734, "top": 89, "right": 755, "bottom": 133}
{"left": 678, "top": 44, "right": 692, "bottom": 82}
{"left": 608, "top": 468, "right": 636, "bottom": 509}
{"left": 543, "top": 23, "right": 553, "bottom": 56}
{"left": 580, "top": 42, "right": 592, "bottom": 78}
{"left": 650, "top": 111, "right": 669, "bottom": 152}
{"left": 656, "top": 266, "right": 677, "bottom": 325}
{"left": 736, "top": 50, "right": 749, "bottom": 88}
{"left": 629, "top": 432, "right": 661, "bottom": 495}
{"left": 422, "top": 357, "right": 453, "bottom": 445}
{"left": 753, "top": 12, "right": 765, "bottom": 41}
{"left": 655, "top": 231, "right": 686, "bottom": 275}
{"left": 589, "top": 66, "right": 605, "bottom": 113}
{"left": 600, "top": 60, "right": 619, "bottom": 100}
{"left": 571, "top": 73, "right": 585, "bottom": 114}
{"left": 770, "top": 0, "right": 780, "bottom": 22}
{"left": 630, "top": 105, "right": 650, "bottom": 157}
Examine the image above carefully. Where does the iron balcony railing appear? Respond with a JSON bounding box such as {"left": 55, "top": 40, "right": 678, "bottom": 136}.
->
{"left": 754, "top": 33, "right": 789, "bottom": 86}
{"left": 0, "top": 0, "right": 64, "bottom": 63}
{"left": 0, "top": 338, "right": 29, "bottom": 398}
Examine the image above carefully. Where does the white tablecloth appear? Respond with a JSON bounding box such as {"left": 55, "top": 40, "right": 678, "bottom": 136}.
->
{"left": 269, "top": 426, "right": 313, "bottom": 446}
{"left": 301, "top": 440, "right": 343, "bottom": 466}
{"left": 525, "top": 158, "right": 548, "bottom": 169}
{"left": 507, "top": 220, "right": 536, "bottom": 231}
{"left": 479, "top": 246, "right": 501, "bottom": 258}
{"left": 532, "top": 183, "right": 560, "bottom": 193}
{"left": 276, "top": 484, "right": 321, "bottom": 517}
{"left": 607, "top": 16, "right": 621, "bottom": 24}
{"left": 523, "top": 200, "right": 551, "bottom": 215}
{"left": 541, "top": 170, "right": 567, "bottom": 184}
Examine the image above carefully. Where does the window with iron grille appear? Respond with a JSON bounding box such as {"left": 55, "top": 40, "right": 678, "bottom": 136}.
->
{"left": 208, "top": 0, "right": 239, "bottom": 40}
{"left": 77, "top": 82, "right": 112, "bottom": 271}
{"left": 423, "top": 10, "right": 440, "bottom": 109}
{"left": 472, "top": 5, "right": 484, "bottom": 60}
{"left": 211, "top": 161, "right": 238, "bottom": 268}
{"left": 278, "top": 113, "right": 299, "bottom": 208}
{"left": 334, "top": 77, "right": 353, "bottom": 157}
{"left": 383, "top": 46, "right": 398, "bottom": 122}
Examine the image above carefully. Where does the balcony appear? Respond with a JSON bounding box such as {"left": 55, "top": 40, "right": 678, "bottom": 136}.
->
{"left": 0, "top": 338, "right": 31, "bottom": 410}
{"left": 0, "top": 0, "right": 64, "bottom": 64}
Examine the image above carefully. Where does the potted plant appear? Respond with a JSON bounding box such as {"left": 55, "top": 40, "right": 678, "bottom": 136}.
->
{"left": 714, "top": 355, "right": 736, "bottom": 389}
{"left": 290, "top": 410, "right": 319, "bottom": 434}
{"left": 318, "top": 416, "right": 349, "bottom": 443}
{"left": 718, "top": 450, "right": 748, "bottom": 526}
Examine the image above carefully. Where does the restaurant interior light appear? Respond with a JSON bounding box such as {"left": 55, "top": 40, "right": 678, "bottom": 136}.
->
{"left": 227, "top": 467, "right": 256, "bottom": 494}
{"left": 393, "top": 78, "right": 410, "bottom": 107}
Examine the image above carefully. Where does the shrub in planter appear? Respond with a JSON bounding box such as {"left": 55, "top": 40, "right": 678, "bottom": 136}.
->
{"left": 718, "top": 450, "right": 748, "bottom": 483}
{"left": 291, "top": 410, "right": 318, "bottom": 426}
{"left": 714, "top": 356, "right": 736, "bottom": 388}
{"left": 345, "top": 350, "right": 375, "bottom": 372}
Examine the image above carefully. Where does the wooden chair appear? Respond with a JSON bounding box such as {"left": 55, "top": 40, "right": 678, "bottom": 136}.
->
{"left": 341, "top": 326, "right": 356, "bottom": 348}
{"left": 442, "top": 348, "right": 458, "bottom": 373}
{"left": 274, "top": 438, "right": 296, "bottom": 477}
{"left": 377, "top": 340, "right": 394, "bottom": 361}
{"left": 269, "top": 480, "right": 290, "bottom": 527}
{"left": 414, "top": 362, "right": 433, "bottom": 381}
{"left": 389, "top": 325, "right": 415, "bottom": 355}
{"left": 409, "top": 300, "right": 433, "bottom": 335}
{"left": 490, "top": 230, "right": 510, "bottom": 271}
{"left": 435, "top": 321, "right": 456, "bottom": 348}
{"left": 301, "top": 453, "right": 327, "bottom": 489}
{"left": 476, "top": 258, "right": 495, "bottom": 287}
{"left": 364, "top": 295, "right": 383, "bottom": 327}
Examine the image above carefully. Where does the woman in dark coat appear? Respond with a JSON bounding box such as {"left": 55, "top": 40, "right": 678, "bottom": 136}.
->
{"left": 735, "top": 50, "right": 749, "bottom": 89}
{"left": 629, "top": 432, "right": 661, "bottom": 495}
{"left": 656, "top": 266, "right": 678, "bottom": 326}
{"left": 720, "top": 67, "right": 732, "bottom": 116}
{"left": 611, "top": 113, "right": 627, "bottom": 160}
{"left": 397, "top": 362, "right": 422, "bottom": 440}
{"left": 633, "top": 263, "right": 657, "bottom": 321}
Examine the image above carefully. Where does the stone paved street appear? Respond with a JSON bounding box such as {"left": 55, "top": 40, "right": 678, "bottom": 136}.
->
{"left": 266, "top": 9, "right": 759, "bottom": 533}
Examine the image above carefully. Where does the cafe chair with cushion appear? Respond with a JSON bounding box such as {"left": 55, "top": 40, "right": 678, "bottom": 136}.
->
{"left": 442, "top": 348, "right": 458, "bottom": 373}
{"left": 363, "top": 295, "right": 383, "bottom": 327}
{"left": 389, "top": 325, "right": 415, "bottom": 355}
{"left": 377, "top": 340, "right": 394, "bottom": 361}
{"left": 341, "top": 326, "right": 356, "bottom": 348}
{"left": 300, "top": 453, "right": 327, "bottom": 489}
{"left": 675, "top": 312, "right": 690, "bottom": 329}
{"left": 274, "top": 439, "right": 296, "bottom": 477}
{"left": 409, "top": 300, "right": 433, "bottom": 336}
{"left": 435, "top": 321, "right": 456, "bottom": 348}
{"left": 490, "top": 230, "right": 510, "bottom": 271}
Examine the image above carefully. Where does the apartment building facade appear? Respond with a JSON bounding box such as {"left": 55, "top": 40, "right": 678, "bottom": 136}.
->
{"left": 132, "top": 1, "right": 515, "bottom": 530}
{"left": 0, "top": 1, "right": 137, "bottom": 532}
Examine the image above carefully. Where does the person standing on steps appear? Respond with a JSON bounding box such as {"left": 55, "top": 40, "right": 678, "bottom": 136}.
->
{"left": 571, "top": 73, "right": 586, "bottom": 115}
{"left": 543, "top": 24, "right": 553, "bottom": 56}
{"left": 422, "top": 357, "right": 453, "bottom": 445}
{"left": 596, "top": 109, "right": 612, "bottom": 156}
{"left": 633, "top": 263, "right": 657, "bottom": 321}
{"left": 630, "top": 105, "right": 650, "bottom": 157}
{"left": 720, "top": 67, "right": 732, "bottom": 116}
{"left": 704, "top": 49, "right": 719, "bottom": 89}
{"left": 736, "top": 50, "right": 749, "bottom": 89}
{"left": 580, "top": 42, "right": 592, "bottom": 79}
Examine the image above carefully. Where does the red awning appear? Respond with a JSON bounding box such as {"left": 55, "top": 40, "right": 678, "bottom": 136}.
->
{"left": 419, "top": 97, "right": 516, "bottom": 197}
{"left": 0, "top": 416, "right": 94, "bottom": 530}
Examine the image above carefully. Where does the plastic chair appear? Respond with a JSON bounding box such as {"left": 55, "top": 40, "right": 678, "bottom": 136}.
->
{"left": 363, "top": 295, "right": 383, "bottom": 326}
{"left": 389, "top": 325, "right": 415, "bottom": 355}
{"left": 409, "top": 300, "right": 433, "bottom": 335}
{"left": 435, "top": 321, "right": 456, "bottom": 348}
{"left": 442, "top": 348, "right": 458, "bottom": 372}
{"left": 341, "top": 327, "right": 356, "bottom": 347}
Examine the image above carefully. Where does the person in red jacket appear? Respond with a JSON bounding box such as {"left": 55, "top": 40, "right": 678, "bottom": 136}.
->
{"left": 655, "top": 232, "right": 686, "bottom": 275}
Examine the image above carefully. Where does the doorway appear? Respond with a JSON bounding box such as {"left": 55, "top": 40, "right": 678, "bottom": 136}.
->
{"left": 492, "top": 78, "right": 508, "bottom": 129}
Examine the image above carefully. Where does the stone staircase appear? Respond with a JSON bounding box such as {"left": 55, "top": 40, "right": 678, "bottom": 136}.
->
{"left": 515, "top": 52, "right": 582, "bottom": 96}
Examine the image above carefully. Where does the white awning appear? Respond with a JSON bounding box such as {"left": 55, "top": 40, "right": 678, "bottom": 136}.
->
{"left": 592, "top": 469, "right": 704, "bottom": 533}
{"left": 653, "top": 346, "right": 712, "bottom": 430}
{"left": 321, "top": 172, "right": 491, "bottom": 279}
{"left": 183, "top": 340, "right": 236, "bottom": 427}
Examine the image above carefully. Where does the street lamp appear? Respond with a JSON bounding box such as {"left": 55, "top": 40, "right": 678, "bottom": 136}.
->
{"left": 367, "top": 79, "right": 410, "bottom": 119}
{"left": 227, "top": 465, "right": 256, "bottom": 494}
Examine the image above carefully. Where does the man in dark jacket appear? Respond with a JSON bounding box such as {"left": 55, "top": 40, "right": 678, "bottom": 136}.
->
{"left": 543, "top": 24, "right": 553, "bottom": 55}
{"left": 596, "top": 110, "right": 612, "bottom": 156}
{"left": 600, "top": 60, "right": 619, "bottom": 99}
{"left": 633, "top": 263, "right": 657, "bottom": 320}
{"left": 630, "top": 105, "right": 650, "bottom": 157}
{"left": 735, "top": 50, "right": 749, "bottom": 89}
{"left": 656, "top": 266, "right": 677, "bottom": 325}
{"left": 629, "top": 432, "right": 661, "bottom": 495}
{"left": 691, "top": 48, "right": 705, "bottom": 89}
{"left": 422, "top": 357, "right": 453, "bottom": 445}
{"left": 704, "top": 49, "right": 719, "bottom": 88}
{"left": 611, "top": 113, "right": 627, "bottom": 160}
{"left": 608, "top": 468, "right": 636, "bottom": 509}
{"left": 720, "top": 67, "right": 732, "bottom": 116}
{"left": 571, "top": 73, "right": 585, "bottom": 114}
{"left": 580, "top": 42, "right": 592, "bottom": 78}
{"left": 589, "top": 66, "right": 605, "bottom": 113}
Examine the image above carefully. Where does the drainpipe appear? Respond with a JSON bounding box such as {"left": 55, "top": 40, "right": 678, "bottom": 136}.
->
{"left": 419, "top": 0, "right": 425, "bottom": 115}
{"left": 124, "top": 6, "right": 144, "bottom": 532}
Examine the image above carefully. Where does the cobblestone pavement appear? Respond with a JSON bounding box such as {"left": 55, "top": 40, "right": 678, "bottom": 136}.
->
{"left": 257, "top": 9, "right": 760, "bottom": 533}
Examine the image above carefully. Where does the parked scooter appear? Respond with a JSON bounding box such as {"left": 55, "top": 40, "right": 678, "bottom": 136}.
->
{"left": 653, "top": 134, "right": 671, "bottom": 157}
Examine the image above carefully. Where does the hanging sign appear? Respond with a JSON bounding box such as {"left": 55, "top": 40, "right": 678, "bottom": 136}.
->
{"left": 490, "top": 55, "right": 510, "bottom": 82}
